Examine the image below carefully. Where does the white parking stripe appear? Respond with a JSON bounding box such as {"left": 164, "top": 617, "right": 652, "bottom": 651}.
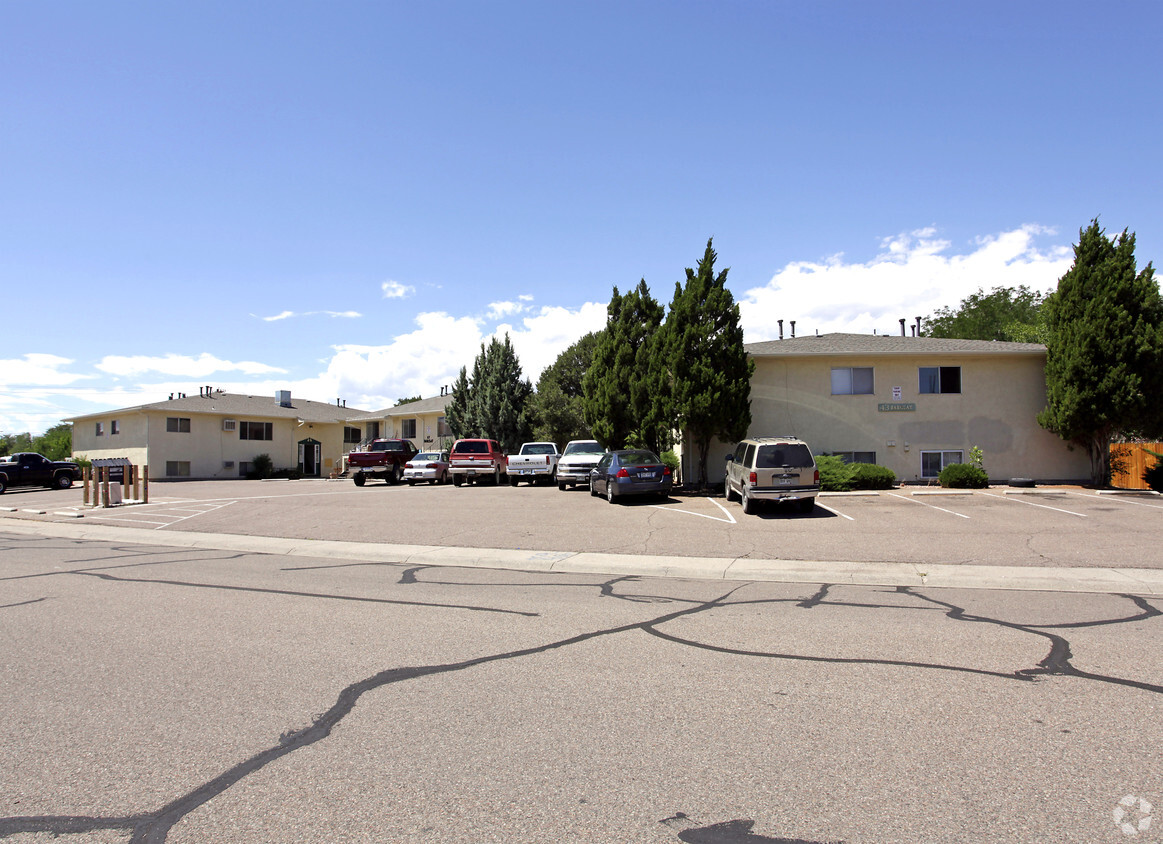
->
{"left": 815, "top": 501, "right": 854, "bottom": 521}
{"left": 886, "top": 491, "right": 970, "bottom": 518}
{"left": 982, "top": 492, "right": 1087, "bottom": 517}
{"left": 651, "top": 497, "right": 737, "bottom": 524}
{"left": 1067, "top": 492, "right": 1163, "bottom": 509}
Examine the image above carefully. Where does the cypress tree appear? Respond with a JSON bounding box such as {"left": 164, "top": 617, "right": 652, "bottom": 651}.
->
{"left": 1037, "top": 220, "right": 1163, "bottom": 485}
{"left": 665, "top": 238, "right": 754, "bottom": 487}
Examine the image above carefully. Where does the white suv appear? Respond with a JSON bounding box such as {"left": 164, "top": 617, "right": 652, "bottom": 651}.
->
{"left": 725, "top": 437, "right": 819, "bottom": 515}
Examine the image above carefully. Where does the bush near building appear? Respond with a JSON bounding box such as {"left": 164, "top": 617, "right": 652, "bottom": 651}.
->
{"left": 848, "top": 463, "right": 896, "bottom": 490}
{"left": 939, "top": 463, "right": 989, "bottom": 488}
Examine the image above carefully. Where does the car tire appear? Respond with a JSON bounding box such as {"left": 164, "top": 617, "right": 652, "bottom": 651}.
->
{"left": 353, "top": 473, "right": 366, "bottom": 487}
{"left": 0, "top": 478, "right": 6, "bottom": 494}
{"left": 558, "top": 481, "right": 567, "bottom": 491}
{"left": 407, "top": 479, "right": 415, "bottom": 486}
{"left": 453, "top": 475, "right": 463, "bottom": 487}
{"left": 55, "top": 474, "right": 74, "bottom": 490}
{"left": 390, "top": 465, "right": 403, "bottom": 485}
{"left": 724, "top": 480, "right": 736, "bottom": 502}
{"left": 510, "top": 475, "right": 520, "bottom": 487}
{"left": 606, "top": 483, "right": 617, "bottom": 504}
{"left": 741, "top": 486, "right": 755, "bottom": 515}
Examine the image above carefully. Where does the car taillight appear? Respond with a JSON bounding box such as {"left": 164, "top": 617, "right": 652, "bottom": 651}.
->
{"left": 404, "top": 463, "right": 413, "bottom": 469}
{"left": 749, "top": 471, "right": 757, "bottom": 484}
{"left": 814, "top": 469, "right": 820, "bottom": 483}
{"left": 662, "top": 467, "right": 671, "bottom": 476}
{"left": 616, "top": 468, "right": 630, "bottom": 478}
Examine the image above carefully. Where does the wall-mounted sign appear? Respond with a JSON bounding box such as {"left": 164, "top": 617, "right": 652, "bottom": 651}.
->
{"left": 878, "top": 402, "right": 916, "bottom": 412}
{"left": 892, "top": 386, "right": 902, "bottom": 400}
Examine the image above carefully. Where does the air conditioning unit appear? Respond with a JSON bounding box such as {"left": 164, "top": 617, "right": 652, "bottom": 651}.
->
{"left": 222, "top": 418, "right": 237, "bottom": 432}
{"left": 223, "top": 461, "right": 235, "bottom": 469}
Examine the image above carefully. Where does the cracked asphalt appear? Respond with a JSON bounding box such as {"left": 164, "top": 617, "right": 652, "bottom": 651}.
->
{"left": 1, "top": 481, "right": 1161, "bottom": 842}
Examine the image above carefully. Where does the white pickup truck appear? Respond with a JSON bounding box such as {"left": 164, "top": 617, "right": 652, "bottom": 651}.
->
{"left": 507, "top": 442, "right": 560, "bottom": 486}
{"left": 556, "top": 439, "right": 604, "bottom": 491}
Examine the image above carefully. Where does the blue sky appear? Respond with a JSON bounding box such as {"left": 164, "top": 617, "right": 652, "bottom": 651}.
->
{"left": 3, "top": 1, "right": 1160, "bottom": 434}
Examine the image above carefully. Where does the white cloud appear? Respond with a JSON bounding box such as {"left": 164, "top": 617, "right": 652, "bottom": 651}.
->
{"left": 260, "top": 310, "right": 296, "bottom": 322}
{"left": 486, "top": 300, "right": 528, "bottom": 320}
{"left": 738, "top": 225, "right": 1072, "bottom": 341}
{"left": 495, "top": 302, "right": 608, "bottom": 381}
{"left": 96, "top": 353, "right": 287, "bottom": 378}
{"left": 256, "top": 310, "right": 362, "bottom": 321}
{"left": 0, "top": 354, "right": 90, "bottom": 387}
{"left": 381, "top": 280, "right": 415, "bottom": 299}
{"left": 323, "top": 310, "right": 362, "bottom": 319}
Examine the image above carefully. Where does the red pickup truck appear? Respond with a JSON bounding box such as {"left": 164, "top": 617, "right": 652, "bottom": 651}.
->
{"left": 347, "top": 438, "right": 418, "bottom": 486}
{"left": 447, "top": 438, "right": 507, "bottom": 486}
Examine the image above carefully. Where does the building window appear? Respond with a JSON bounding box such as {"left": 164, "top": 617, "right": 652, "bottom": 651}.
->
{"left": 111, "top": 420, "right": 120, "bottom": 435}
{"left": 165, "top": 461, "right": 191, "bottom": 477}
{"left": 239, "top": 421, "right": 273, "bottom": 441}
{"left": 343, "top": 426, "right": 361, "bottom": 444}
{"left": 437, "top": 416, "right": 451, "bottom": 437}
{"left": 831, "top": 367, "right": 874, "bottom": 395}
{"left": 95, "top": 422, "right": 104, "bottom": 437}
{"left": 167, "top": 417, "right": 191, "bottom": 433}
{"left": 833, "top": 451, "right": 877, "bottom": 465}
{"left": 919, "top": 366, "right": 961, "bottom": 394}
{"left": 921, "top": 450, "right": 963, "bottom": 478}
{"left": 238, "top": 461, "right": 250, "bottom": 477}
{"left": 401, "top": 418, "right": 417, "bottom": 439}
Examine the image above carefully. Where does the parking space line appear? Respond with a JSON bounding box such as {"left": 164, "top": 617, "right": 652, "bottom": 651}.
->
{"left": 886, "top": 491, "right": 970, "bottom": 518}
{"left": 815, "top": 501, "right": 854, "bottom": 521}
{"left": 1068, "top": 492, "right": 1163, "bottom": 509}
{"left": 982, "top": 492, "right": 1087, "bottom": 517}
{"left": 652, "top": 497, "right": 737, "bottom": 524}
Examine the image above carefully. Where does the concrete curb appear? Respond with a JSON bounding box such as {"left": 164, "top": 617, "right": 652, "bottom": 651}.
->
{"left": 3, "top": 518, "right": 1162, "bottom": 596}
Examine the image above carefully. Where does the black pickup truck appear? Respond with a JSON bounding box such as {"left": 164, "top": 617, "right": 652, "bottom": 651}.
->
{"left": 0, "top": 453, "right": 82, "bottom": 494}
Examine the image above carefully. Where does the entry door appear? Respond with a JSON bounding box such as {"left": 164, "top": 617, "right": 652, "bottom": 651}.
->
{"left": 298, "top": 439, "right": 321, "bottom": 477}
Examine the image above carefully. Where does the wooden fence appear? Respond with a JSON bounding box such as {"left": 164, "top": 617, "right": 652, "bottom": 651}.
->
{"left": 1110, "top": 442, "right": 1162, "bottom": 490}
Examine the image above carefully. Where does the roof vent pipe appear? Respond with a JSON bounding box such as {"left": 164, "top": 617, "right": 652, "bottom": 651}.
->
{"left": 790, "top": 320, "right": 796, "bottom": 339}
{"left": 778, "top": 319, "right": 784, "bottom": 340}
{"left": 916, "top": 316, "right": 922, "bottom": 336}
{"left": 899, "top": 318, "right": 906, "bottom": 336}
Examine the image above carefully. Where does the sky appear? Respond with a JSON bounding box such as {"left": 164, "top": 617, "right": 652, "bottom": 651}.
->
{"left": 3, "top": 1, "right": 1161, "bottom": 435}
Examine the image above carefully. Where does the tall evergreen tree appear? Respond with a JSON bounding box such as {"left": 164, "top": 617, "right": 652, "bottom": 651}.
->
{"left": 444, "top": 366, "right": 474, "bottom": 438}
{"left": 582, "top": 280, "right": 666, "bottom": 450}
{"left": 469, "top": 334, "right": 533, "bottom": 452}
{"left": 1037, "top": 220, "right": 1163, "bottom": 485}
{"left": 665, "top": 239, "right": 754, "bottom": 487}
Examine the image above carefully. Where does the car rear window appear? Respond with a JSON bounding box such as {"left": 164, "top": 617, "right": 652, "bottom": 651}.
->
{"left": 372, "top": 441, "right": 405, "bottom": 452}
{"left": 619, "top": 451, "right": 660, "bottom": 466}
{"left": 564, "top": 441, "right": 602, "bottom": 455}
{"left": 454, "top": 441, "right": 488, "bottom": 454}
{"left": 523, "top": 444, "right": 557, "bottom": 455}
{"left": 756, "top": 444, "right": 813, "bottom": 468}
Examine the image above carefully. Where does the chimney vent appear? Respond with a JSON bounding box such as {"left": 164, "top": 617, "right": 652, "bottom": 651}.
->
{"left": 899, "top": 318, "right": 906, "bottom": 337}
{"left": 790, "top": 321, "right": 796, "bottom": 339}
{"left": 778, "top": 319, "right": 784, "bottom": 340}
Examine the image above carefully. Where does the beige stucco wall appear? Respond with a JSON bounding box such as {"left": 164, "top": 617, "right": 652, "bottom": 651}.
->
{"left": 381, "top": 411, "right": 451, "bottom": 449}
{"left": 732, "top": 352, "right": 1089, "bottom": 484}
{"left": 73, "top": 411, "right": 351, "bottom": 478}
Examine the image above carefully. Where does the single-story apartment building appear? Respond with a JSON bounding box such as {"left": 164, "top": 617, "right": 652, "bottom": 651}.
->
{"left": 678, "top": 333, "right": 1090, "bottom": 485}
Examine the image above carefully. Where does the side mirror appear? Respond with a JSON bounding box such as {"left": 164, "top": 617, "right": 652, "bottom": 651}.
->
{"left": 725, "top": 454, "right": 734, "bottom": 462}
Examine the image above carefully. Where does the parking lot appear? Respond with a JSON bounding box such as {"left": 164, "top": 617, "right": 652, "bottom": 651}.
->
{"left": 2, "top": 478, "right": 1160, "bottom": 569}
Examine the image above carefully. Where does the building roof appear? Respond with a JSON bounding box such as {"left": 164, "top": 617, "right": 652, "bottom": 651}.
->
{"left": 745, "top": 332, "right": 1046, "bottom": 357}
{"left": 366, "top": 394, "right": 453, "bottom": 418}
{"left": 65, "top": 391, "right": 379, "bottom": 424}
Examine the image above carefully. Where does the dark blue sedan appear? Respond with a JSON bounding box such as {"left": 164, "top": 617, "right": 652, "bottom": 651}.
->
{"left": 589, "top": 449, "right": 673, "bottom": 503}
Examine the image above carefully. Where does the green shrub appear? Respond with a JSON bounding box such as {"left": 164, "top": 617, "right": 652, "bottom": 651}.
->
{"left": 247, "top": 453, "right": 274, "bottom": 480}
{"left": 270, "top": 467, "right": 303, "bottom": 480}
{"left": 816, "top": 454, "right": 853, "bottom": 491}
{"left": 1144, "top": 449, "right": 1163, "bottom": 492}
{"left": 660, "top": 450, "right": 680, "bottom": 482}
{"left": 848, "top": 462, "right": 896, "bottom": 490}
{"left": 939, "top": 462, "right": 989, "bottom": 489}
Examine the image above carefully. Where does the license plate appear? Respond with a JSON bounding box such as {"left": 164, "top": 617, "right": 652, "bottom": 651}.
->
{"left": 776, "top": 478, "right": 794, "bottom": 485}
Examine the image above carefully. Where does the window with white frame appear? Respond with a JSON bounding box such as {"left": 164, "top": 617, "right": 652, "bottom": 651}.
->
{"left": 831, "top": 367, "right": 874, "bottom": 395}
{"left": 919, "top": 366, "right": 961, "bottom": 394}
{"left": 921, "top": 450, "right": 963, "bottom": 478}
{"left": 111, "top": 420, "right": 120, "bottom": 435}
{"left": 343, "top": 426, "right": 361, "bottom": 444}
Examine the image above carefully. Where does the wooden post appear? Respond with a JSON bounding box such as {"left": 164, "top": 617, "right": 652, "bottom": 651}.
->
{"left": 122, "top": 464, "right": 131, "bottom": 501}
{"left": 100, "top": 467, "right": 109, "bottom": 508}
{"left": 143, "top": 465, "right": 149, "bottom": 504}
{"left": 132, "top": 465, "right": 140, "bottom": 501}
{"left": 82, "top": 467, "right": 90, "bottom": 506}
